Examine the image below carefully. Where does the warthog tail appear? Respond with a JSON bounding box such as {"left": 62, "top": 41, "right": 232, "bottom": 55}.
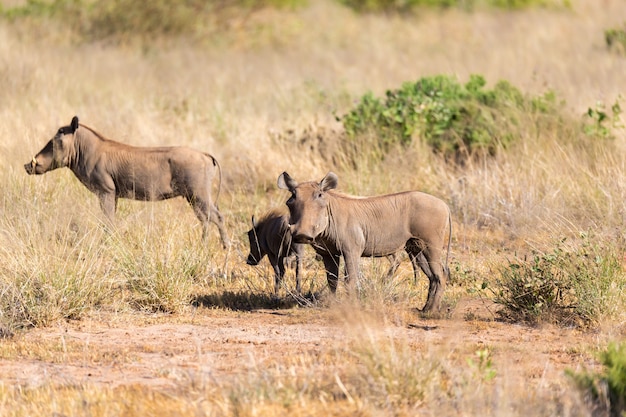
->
{"left": 205, "top": 153, "right": 222, "bottom": 209}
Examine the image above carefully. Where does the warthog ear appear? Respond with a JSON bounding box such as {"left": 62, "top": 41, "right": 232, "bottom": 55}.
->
{"left": 70, "top": 116, "right": 79, "bottom": 133}
{"left": 320, "top": 172, "right": 338, "bottom": 192}
{"left": 277, "top": 172, "right": 297, "bottom": 191}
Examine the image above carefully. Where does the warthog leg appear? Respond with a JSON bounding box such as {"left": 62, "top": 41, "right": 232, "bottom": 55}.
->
{"left": 415, "top": 246, "right": 446, "bottom": 312}
{"left": 268, "top": 253, "right": 285, "bottom": 295}
{"left": 97, "top": 192, "right": 117, "bottom": 230}
{"left": 209, "top": 204, "right": 230, "bottom": 248}
{"left": 321, "top": 253, "right": 341, "bottom": 293}
{"left": 384, "top": 253, "right": 401, "bottom": 279}
{"left": 293, "top": 244, "right": 304, "bottom": 294}
{"left": 189, "top": 197, "right": 230, "bottom": 248}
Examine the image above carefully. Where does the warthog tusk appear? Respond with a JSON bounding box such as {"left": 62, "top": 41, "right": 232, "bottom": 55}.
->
{"left": 31, "top": 157, "right": 37, "bottom": 167}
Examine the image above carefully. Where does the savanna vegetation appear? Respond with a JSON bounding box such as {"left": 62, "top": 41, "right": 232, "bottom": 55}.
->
{"left": 0, "top": 0, "right": 625, "bottom": 415}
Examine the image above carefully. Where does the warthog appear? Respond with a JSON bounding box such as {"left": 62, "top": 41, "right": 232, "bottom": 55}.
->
{"left": 246, "top": 207, "right": 409, "bottom": 296}
{"left": 246, "top": 207, "right": 304, "bottom": 295}
{"left": 277, "top": 171, "right": 452, "bottom": 312}
{"left": 24, "top": 116, "right": 230, "bottom": 247}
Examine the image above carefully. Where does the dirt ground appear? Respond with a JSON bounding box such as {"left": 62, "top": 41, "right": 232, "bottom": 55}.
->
{"left": 0, "top": 297, "right": 609, "bottom": 394}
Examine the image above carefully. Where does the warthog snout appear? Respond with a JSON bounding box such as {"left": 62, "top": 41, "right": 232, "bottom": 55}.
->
{"left": 289, "top": 223, "right": 317, "bottom": 244}
{"left": 24, "top": 157, "right": 37, "bottom": 175}
{"left": 292, "top": 232, "right": 314, "bottom": 244}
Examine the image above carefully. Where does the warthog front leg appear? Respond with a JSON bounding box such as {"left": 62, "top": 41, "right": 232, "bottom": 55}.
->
{"left": 321, "top": 253, "right": 341, "bottom": 293}
{"left": 293, "top": 244, "right": 304, "bottom": 294}
{"left": 98, "top": 192, "right": 117, "bottom": 229}
{"left": 343, "top": 251, "right": 361, "bottom": 296}
{"left": 268, "top": 253, "right": 285, "bottom": 295}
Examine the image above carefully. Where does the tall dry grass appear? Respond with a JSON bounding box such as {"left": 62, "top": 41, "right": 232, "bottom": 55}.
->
{"left": 0, "top": 0, "right": 626, "bottom": 414}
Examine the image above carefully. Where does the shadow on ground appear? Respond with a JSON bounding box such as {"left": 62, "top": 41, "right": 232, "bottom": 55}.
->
{"left": 192, "top": 291, "right": 323, "bottom": 311}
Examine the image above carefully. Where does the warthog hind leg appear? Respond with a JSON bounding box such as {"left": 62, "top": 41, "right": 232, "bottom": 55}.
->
{"left": 407, "top": 242, "right": 446, "bottom": 312}
{"left": 189, "top": 198, "right": 230, "bottom": 248}
{"left": 209, "top": 204, "right": 230, "bottom": 248}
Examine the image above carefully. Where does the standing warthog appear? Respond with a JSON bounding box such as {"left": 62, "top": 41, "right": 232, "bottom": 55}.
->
{"left": 246, "top": 207, "right": 406, "bottom": 296}
{"left": 246, "top": 207, "right": 304, "bottom": 295}
{"left": 24, "top": 116, "right": 230, "bottom": 247}
{"left": 277, "top": 171, "right": 452, "bottom": 312}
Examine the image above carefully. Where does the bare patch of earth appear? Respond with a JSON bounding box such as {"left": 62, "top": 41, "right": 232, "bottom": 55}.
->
{"left": 0, "top": 298, "right": 611, "bottom": 391}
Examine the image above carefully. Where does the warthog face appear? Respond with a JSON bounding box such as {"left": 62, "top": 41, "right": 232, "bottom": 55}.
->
{"left": 277, "top": 171, "right": 338, "bottom": 244}
{"left": 24, "top": 116, "right": 79, "bottom": 175}
{"left": 246, "top": 216, "right": 264, "bottom": 265}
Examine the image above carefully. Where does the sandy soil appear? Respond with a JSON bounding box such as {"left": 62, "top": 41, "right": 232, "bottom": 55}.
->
{"left": 0, "top": 297, "right": 607, "bottom": 394}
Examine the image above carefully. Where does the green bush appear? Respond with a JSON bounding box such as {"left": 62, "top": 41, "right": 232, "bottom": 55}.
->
{"left": 568, "top": 342, "right": 626, "bottom": 416}
{"left": 492, "top": 234, "right": 624, "bottom": 327}
{"left": 340, "top": 74, "right": 559, "bottom": 162}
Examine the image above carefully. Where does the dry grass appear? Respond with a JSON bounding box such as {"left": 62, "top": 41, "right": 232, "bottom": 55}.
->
{"left": 1, "top": 0, "right": 626, "bottom": 414}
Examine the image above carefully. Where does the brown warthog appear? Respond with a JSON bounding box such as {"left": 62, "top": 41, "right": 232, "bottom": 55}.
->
{"left": 24, "top": 116, "right": 229, "bottom": 246}
{"left": 246, "top": 207, "right": 304, "bottom": 295}
{"left": 246, "top": 208, "right": 411, "bottom": 296}
{"left": 277, "top": 171, "right": 451, "bottom": 312}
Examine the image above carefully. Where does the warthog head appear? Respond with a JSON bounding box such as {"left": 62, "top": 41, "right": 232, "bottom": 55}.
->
{"left": 24, "top": 116, "right": 79, "bottom": 175}
{"left": 277, "top": 171, "right": 338, "bottom": 244}
{"left": 246, "top": 215, "right": 264, "bottom": 265}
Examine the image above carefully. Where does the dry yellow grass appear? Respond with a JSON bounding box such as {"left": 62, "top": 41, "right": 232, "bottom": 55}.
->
{"left": 0, "top": 0, "right": 626, "bottom": 415}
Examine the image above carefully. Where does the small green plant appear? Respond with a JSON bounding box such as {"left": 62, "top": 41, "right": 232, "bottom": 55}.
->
{"left": 492, "top": 234, "right": 624, "bottom": 327}
{"left": 605, "top": 26, "right": 626, "bottom": 54}
{"left": 568, "top": 342, "right": 626, "bottom": 416}
{"left": 583, "top": 97, "right": 624, "bottom": 140}
{"left": 467, "top": 348, "right": 497, "bottom": 382}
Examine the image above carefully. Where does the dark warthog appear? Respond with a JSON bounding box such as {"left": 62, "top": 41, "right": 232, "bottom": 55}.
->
{"left": 277, "top": 171, "right": 452, "bottom": 312}
{"left": 24, "top": 116, "right": 229, "bottom": 246}
{"left": 246, "top": 207, "right": 304, "bottom": 295}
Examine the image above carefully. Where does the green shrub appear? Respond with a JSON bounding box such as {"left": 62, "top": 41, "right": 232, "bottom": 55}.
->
{"left": 492, "top": 234, "right": 624, "bottom": 327}
{"left": 340, "top": 74, "right": 559, "bottom": 163}
{"left": 568, "top": 342, "right": 626, "bottom": 416}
